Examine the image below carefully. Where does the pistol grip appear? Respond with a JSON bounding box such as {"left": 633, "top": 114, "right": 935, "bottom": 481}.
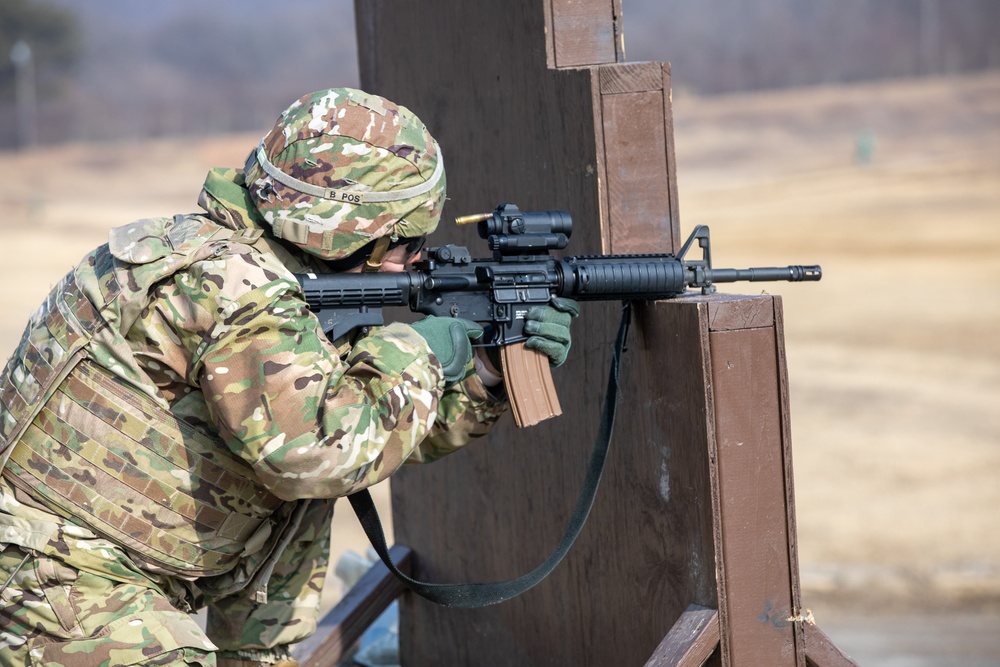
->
{"left": 500, "top": 342, "right": 562, "bottom": 428}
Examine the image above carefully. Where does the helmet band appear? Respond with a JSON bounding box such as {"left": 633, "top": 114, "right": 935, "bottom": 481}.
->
{"left": 254, "top": 142, "right": 444, "bottom": 205}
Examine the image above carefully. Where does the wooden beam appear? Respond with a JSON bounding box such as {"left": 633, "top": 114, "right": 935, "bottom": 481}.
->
{"left": 644, "top": 604, "right": 720, "bottom": 667}
{"left": 543, "top": 0, "right": 624, "bottom": 68}
{"left": 804, "top": 624, "right": 861, "bottom": 667}
{"left": 295, "top": 545, "right": 412, "bottom": 667}
{"left": 596, "top": 61, "right": 680, "bottom": 254}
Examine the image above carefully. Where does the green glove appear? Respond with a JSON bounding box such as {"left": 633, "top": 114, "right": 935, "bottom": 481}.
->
{"left": 523, "top": 296, "right": 580, "bottom": 367}
{"left": 410, "top": 316, "right": 485, "bottom": 383}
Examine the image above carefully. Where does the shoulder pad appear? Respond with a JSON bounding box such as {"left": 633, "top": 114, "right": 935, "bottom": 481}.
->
{"left": 109, "top": 214, "right": 225, "bottom": 265}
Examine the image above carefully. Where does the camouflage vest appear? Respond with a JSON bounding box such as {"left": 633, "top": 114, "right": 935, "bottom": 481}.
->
{"left": 0, "top": 214, "right": 284, "bottom": 578}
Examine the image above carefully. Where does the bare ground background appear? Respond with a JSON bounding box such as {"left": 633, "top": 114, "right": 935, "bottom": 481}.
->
{"left": 1, "top": 73, "right": 997, "bottom": 663}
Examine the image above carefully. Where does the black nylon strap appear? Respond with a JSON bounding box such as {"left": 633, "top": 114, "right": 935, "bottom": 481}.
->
{"left": 348, "top": 302, "right": 633, "bottom": 608}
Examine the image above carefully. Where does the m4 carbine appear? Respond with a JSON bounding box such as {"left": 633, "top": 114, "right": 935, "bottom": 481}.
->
{"left": 296, "top": 203, "right": 821, "bottom": 425}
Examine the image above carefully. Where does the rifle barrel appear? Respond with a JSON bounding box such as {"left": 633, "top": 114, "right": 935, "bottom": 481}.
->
{"left": 707, "top": 265, "right": 822, "bottom": 283}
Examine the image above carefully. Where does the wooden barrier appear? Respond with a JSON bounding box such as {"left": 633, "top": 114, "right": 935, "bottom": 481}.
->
{"left": 294, "top": 1, "right": 863, "bottom": 665}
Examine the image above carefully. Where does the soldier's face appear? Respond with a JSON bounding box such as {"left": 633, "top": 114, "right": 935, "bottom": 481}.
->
{"left": 380, "top": 244, "right": 419, "bottom": 272}
{"left": 380, "top": 236, "right": 426, "bottom": 272}
{"left": 345, "top": 243, "right": 422, "bottom": 273}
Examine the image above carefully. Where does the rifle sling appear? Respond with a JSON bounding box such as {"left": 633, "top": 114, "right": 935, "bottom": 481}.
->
{"left": 348, "top": 302, "right": 632, "bottom": 608}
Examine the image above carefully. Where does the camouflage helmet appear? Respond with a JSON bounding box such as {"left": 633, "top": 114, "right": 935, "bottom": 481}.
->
{"left": 244, "top": 88, "right": 446, "bottom": 261}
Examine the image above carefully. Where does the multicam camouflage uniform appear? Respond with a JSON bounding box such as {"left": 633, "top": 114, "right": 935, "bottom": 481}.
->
{"left": 0, "top": 89, "right": 506, "bottom": 666}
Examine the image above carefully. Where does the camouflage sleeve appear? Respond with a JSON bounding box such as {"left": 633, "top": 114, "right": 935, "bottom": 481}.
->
{"left": 408, "top": 365, "right": 507, "bottom": 464}
{"left": 168, "top": 250, "right": 449, "bottom": 501}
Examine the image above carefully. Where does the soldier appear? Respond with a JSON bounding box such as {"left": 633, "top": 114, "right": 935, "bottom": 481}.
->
{"left": 0, "top": 88, "right": 577, "bottom": 667}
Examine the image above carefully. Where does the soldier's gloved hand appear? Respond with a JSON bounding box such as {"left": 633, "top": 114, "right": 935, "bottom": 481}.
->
{"left": 411, "top": 316, "right": 485, "bottom": 384}
{"left": 523, "top": 296, "right": 580, "bottom": 367}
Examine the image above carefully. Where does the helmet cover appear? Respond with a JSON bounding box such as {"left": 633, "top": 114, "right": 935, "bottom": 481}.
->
{"left": 244, "top": 88, "right": 446, "bottom": 260}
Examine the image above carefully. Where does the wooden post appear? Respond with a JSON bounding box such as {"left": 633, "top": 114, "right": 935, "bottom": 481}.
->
{"left": 346, "top": 2, "right": 858, "bottom": 666}
{"left": 642, "top": 294, "right": 805, "bottom": 666}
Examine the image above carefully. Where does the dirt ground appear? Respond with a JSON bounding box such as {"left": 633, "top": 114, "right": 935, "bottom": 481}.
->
{"left": 0, "top": 72, "right": 997, "bottom": 661}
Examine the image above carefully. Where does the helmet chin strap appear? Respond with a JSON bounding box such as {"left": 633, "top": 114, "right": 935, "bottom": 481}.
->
{"left": 362, "top": 235, "right": 392, "bottom": 273}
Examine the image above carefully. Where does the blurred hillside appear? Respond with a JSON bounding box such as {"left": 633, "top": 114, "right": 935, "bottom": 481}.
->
{"left": 626, "top": 0, "right": 1000, "bottom": 92}
{"left": 1, "top": 0, "right": 998, "bottom": 148}
{"left": 0, "top": 0, "right": 358, "bottom": 147}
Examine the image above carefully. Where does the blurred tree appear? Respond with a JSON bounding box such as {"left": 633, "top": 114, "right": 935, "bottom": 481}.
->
{"left": 0, "top": 0, "right": 80, "bottom": 102}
